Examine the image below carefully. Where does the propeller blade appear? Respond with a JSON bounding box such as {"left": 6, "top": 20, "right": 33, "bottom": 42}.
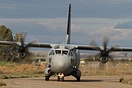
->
{"left": 103, "top": 36, "right": 110, "bottom": 51}
{"left": 89, "top": 40, "right": 99, "bottom": 47}
{"left": 20, "top": 32, "right": 27, "bottom": 38}
{"left": 110, "top": 43, "right": 122, "bottom": 52}
{"left": 28, "top": 38, "right": 39, "bottom": 44}
{"left": 89, "top": 40, "right": 102, "bottom": 50}
{"left": 18, "top": 32, "right": 27, "bottom": 45}
{"left": 111, "top": 43, "right": 121, "bottom": 49}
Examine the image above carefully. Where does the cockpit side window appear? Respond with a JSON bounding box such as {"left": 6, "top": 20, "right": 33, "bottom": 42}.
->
{"left": 68, "top": 50, "right": 73, "bottom": 56}
{"left": 49, "top": 50, "right": 54, "bottom": 55}
{"left": 62, "top": 50, "right": 68, "bottom": 55}
{"left": 55, "top": 50, "right": 61, "bottom": 55}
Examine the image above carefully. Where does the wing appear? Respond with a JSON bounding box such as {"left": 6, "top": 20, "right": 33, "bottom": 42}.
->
{"left": 27, "top": 43, "right": 53, "bottom": 48}
{"left": 0, "top": 41, "right": 100, "bottom": 50}
{"left": 0, "top": 41, "right": 18, "bottom": 45}
{"left": 0, "top": 41, "right": 53, "bottom": 48}
{"left": 110, "top": 47, "right": 132, "bottom": 52}
{"left": 72, "top": 44, "right": 132, "bottom": 52}
{"left": 72, "top": 44, "right": 101, "bottom": 51}
{"left": 1, "top": 40, "right": 132, "bottom": 52}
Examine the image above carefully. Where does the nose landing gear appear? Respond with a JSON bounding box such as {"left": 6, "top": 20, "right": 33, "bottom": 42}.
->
{"left": 57, "top": 73, "right": 64, "bottom": 81}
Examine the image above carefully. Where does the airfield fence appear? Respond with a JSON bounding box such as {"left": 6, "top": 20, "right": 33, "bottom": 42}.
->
{"left": 80, "top": 61, "right": 132, "bottom": 76}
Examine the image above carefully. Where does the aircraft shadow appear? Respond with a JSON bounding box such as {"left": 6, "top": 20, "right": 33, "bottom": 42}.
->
{"left": 30, "top": 78, "right": 102, "bottom": 82}
{"left": 49, "top": 79, "right": 103, "bottom": 82}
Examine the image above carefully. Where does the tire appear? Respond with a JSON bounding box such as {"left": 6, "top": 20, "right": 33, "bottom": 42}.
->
{"left": 57, "top": 76, "right": 64, "bottom": 81}
{"left": 119, "top": 78, "right": 124, "bottom": 82}
{"left": 60, "top": 77, "right": 64, "bottom": 81}
{"left": 77, "top": 77, "right": 80, "bottom": 81}
{"left": 57, "top": 76, "right": 60, "bottom": 81}
{"left": 45, "top": 76, "right": 49, "bottom": 81}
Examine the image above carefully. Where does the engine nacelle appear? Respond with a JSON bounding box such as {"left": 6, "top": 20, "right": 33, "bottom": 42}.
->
{"left": 19, "top": 46, "right": 26, "bottom": 52}
{"left": 18, "top": 52, "right": 26, "bottom": 58}
{"left": 99, "top": 57, "right": 109, "bottom": 63}
{"left": 18, "top": 46, "right": 27, "bottom": 58}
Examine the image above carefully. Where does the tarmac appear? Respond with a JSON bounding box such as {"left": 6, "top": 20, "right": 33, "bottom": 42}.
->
{"left": 2, "top": 76, "right": 132, "bottom": 88}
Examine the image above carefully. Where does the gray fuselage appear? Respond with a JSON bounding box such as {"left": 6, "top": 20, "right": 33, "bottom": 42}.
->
{"left": 45, "top": 44, "right": 80, "bottom": 76}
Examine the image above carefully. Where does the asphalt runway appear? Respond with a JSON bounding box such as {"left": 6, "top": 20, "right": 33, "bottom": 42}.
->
{"left": 2, "top": 76, "right": 132, "bottom": 88}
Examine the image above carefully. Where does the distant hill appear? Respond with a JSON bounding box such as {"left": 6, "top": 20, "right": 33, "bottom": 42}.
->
{"left": 114, "top": 21, "right": 132, "bottom": 29}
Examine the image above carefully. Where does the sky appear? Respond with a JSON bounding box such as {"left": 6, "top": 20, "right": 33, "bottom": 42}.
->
{"left": 1, "top": 0, "right": 132, "bottom": 48}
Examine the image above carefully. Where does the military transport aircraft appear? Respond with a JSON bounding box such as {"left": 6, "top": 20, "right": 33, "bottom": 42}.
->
{"left": 0, "top": 4, "right": 132, "bottom": 81}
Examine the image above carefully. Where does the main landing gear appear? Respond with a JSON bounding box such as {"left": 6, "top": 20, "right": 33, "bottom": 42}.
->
{"left": 72, "top": 69, "right": 81, "bottom": 82}
{"left": 45, "top": 76, "right": 50, "bottom": 81}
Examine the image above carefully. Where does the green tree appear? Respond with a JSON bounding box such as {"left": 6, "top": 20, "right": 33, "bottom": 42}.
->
{"left": 0, "top": 25, "right": 32, "bottom": 63}
{"left": 0, "top": 25, "right": 15, "bottom": 62}
{"left": 0, "top": 25, "right": 13, "bottom": 41}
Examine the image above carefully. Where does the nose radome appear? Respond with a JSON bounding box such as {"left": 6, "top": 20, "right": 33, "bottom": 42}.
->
{"left": 57, "top": 61, "right": 65, "bottom": 68}
{"left": 54, "top": 60, "right": 66, "bottom": 72}
{"left": 52, "top": 56, "right": 70, "bottom": 72}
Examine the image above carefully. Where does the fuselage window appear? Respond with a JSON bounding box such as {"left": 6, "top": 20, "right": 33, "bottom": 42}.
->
{"left": 55, "top": 50, "right": 61, "bottom": 55}
{"left": 62, "top": 50, "right": 68, "bottom": 55}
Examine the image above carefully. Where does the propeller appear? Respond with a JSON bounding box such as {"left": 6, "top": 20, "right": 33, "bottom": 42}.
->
{"left": 17, "top": 32, "right": 39, "bottom": 58}
{"left": 17, "top": 32, "right": 28, "bottom": 58}
{"left": 89, "top": 40, "right": 99, "bottom": 47}
{"left": 100, "top": 36, "right": 110, "bottom": 57}
{"left": 89, "top": 36, "right": 110, "bottom": 56}
{"left": 90, "top": 36, "right": 118, "bottom": 63}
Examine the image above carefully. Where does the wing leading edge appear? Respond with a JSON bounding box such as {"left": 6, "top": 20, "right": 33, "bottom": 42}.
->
{"left": 1, "top": 41, "right": 132, "bottom": 52}
{"left": 0, "top": 41, "right": 52, "bottom": 48}
{"left": 74, "top": 44, "right": 132, "bottom": 52}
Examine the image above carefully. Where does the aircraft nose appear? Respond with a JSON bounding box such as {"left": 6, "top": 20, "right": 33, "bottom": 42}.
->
{"left": 57, "top": 61, "right": 65, "bottom": 68}
{"left": 54, "top": 60, "right": 66, "bottom": 72}
{"left": 51, "top": 56, "right": 71, "bottom": 72}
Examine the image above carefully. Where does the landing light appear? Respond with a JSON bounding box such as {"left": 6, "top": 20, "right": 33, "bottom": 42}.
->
{"left": 58, "top": 73, "right": 64, "bottom": 77}
{"left": 73, "top": 65, "right": 77, "bottom": 68}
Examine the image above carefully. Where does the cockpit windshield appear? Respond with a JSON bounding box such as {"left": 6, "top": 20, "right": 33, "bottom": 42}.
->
{"left": 49, "top": 50, "right": 55, "bottom": 55}
{"left": 55, "top": 50, "right": 68, "bottom": 55}
{"left": 62, "top": 50, "right": 68, "bottom": 55}
{"left": 55, "top": 50, "right": 61, "bottom": 54}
